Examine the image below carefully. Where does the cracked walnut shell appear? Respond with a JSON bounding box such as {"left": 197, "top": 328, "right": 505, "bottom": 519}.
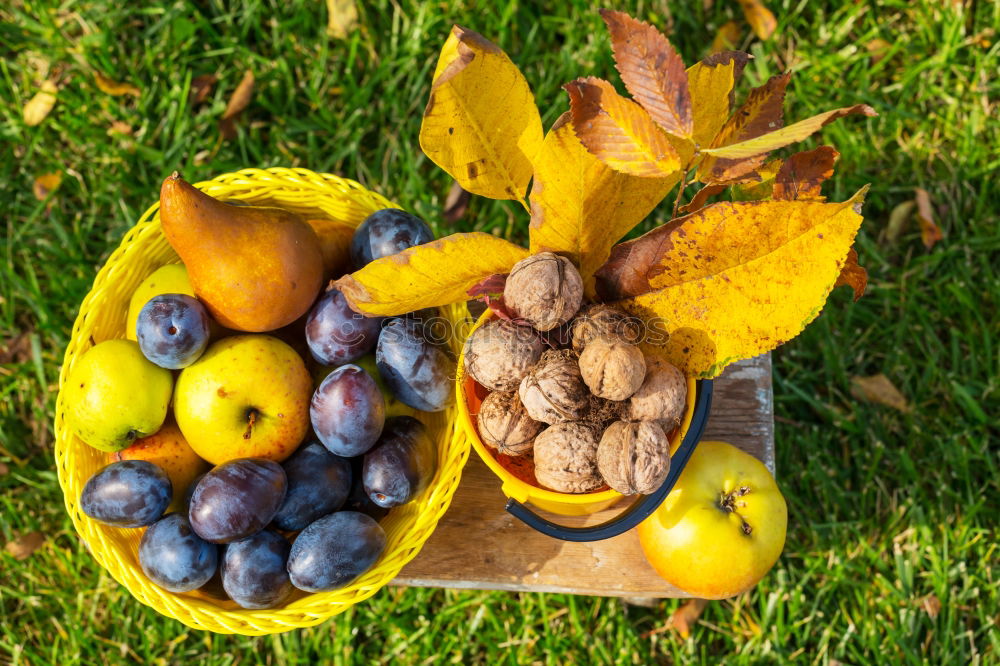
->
{"left": 503, "top": 252, "right": 583, "bottom": 331}
{"left": 597, "top": 420, "right": 671, "bottom": 495}
{"left": 533, "top": 422, "right": 603, "bottom": 493}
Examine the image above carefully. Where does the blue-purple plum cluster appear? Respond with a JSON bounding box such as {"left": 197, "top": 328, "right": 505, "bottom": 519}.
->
{"left": 81, "top": 208, "right": 449, "bottom": 609}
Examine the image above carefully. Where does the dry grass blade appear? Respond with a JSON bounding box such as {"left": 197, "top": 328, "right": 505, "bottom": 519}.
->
{"left": 600, "top": 9, "right": 692, "bottom": 138}
{"left": 565, "top": 77, "right": 681, "bottom": 178}
{"left": 94, "top": 73, "right": 140, "bottom": 96}
{"left": 220, "top": 70, "right": 255, "bottom": 140}
{"left": 915, "top": 187, "right": 943, "bottom": 249}
{"left": 773, "top": 146, "right": 839, "bottom": 201}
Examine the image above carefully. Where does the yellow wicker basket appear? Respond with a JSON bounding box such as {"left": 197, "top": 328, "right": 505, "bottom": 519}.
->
{"left": 54, "top": 167, "right": 472, "bottom": 635}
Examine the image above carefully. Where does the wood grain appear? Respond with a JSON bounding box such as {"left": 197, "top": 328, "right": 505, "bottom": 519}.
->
{"left": 392, "top": 353, "right": 774, "bottom": 597}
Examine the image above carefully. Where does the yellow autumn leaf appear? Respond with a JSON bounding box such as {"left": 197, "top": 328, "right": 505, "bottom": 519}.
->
{"left": 23, "top": 81, "right": 57, "bottom": 126}
{"left": 420, "top": 26, "right": 544, "bottom": 202}
{"left": 528, "top": 113, "right": 677, "bottom": 295}
{"left": 686, "top": 59, "right": 736, "bottom": 149}
{"left": 710, "top": 21, "right": 742, "bottom": 54}
{"left": 94, "top": 73, "right": 140, "bottom": 96}
{"left": 613, "top": 190, "right": 867, "bottom": 377}
{"left": 333, "top": 232, "right": 529, "bottom": 316}
{"left": 738, "top": 0, "right": 778, "bottom": 40}
{"left": 702, "top": 104, "right": 877, "bottom": 159}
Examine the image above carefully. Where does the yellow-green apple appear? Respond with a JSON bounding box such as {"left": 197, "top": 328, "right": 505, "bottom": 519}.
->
{"left": 109, "top": 421, "right": 210, "bottom": 511}
{"left": 637, "top": 440, "right": 787, "bottom": 599}
{"left": 173, "top": 335, "right": 311, "bottom": 464}
{"left": 125, "top": 264, "right": 194, "bottom": 341}
{"left": 64, "top": 339, "right": 173, "bottom": 452}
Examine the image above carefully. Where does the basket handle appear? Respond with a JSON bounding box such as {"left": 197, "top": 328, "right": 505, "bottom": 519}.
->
{"left": 505, "top": 379, "right": 714, "bottom": 542}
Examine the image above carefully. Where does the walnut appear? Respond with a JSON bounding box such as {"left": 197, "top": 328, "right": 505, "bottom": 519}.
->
{"left": 628, "top": 355, "right": 686, "bottom": 427}
{"left": 597, "top": 421, "right": 671, "bottom": 495}
{"left": 578, "top": 337, "right": 646, "bottom": 401}
{"left": 504, "top": 252, "right": 583, "bottom": 331}
{"left": 570, "top": 304, "right": 642, "bottom": 352}
{"left": 518, "top": 349, "right": 590, "bottom": 424}
{"left": 533, "top": 422, "right": 603, "bottom": 493}
{"left": 463, "top": 319, "right": 545, "bottom": 391}
{"left": 477, "top": 390, "right": 543, "bottom": 456}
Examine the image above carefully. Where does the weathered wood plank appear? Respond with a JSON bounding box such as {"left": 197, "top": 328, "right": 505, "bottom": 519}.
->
{"left": 392, "top": 353, "right": 774, "bottom": 597}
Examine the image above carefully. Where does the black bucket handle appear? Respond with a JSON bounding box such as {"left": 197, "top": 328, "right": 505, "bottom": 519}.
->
{"left": 505, "top": 379, "right": 714, "bottom": 542}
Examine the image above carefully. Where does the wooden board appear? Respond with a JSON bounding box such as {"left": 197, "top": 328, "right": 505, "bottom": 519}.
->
{"left": 392, "top": 354, "right": 774, "bottom": 598}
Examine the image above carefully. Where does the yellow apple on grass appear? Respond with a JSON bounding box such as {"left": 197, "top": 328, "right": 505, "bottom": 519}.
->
{"left": 125, "top": 264, "right": 194, "bottom": 341}
{"left": 109, "top": 422, "right": 210, "bottom": 511}
{"left": 64, "top": 339, "right": 173, "bottom": 452}
{"left": 174, "top": 335, "right": 311, "bottom": 465}
{"left": 638, "top": 440, "right": 787, "bottom": 599}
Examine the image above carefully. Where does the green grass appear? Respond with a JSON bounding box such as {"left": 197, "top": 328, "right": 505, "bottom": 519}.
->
{"left": 2, "top": 0, "right": 998, "bottom": 663}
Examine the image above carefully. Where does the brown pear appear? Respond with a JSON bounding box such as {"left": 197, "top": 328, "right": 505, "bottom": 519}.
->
{"left": 159, "top": 173, "right": 324, "bottom": 332}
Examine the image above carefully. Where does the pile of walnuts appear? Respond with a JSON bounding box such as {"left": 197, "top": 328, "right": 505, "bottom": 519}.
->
{"left": 464, "top": 253, "right": 687, "bottom": 495}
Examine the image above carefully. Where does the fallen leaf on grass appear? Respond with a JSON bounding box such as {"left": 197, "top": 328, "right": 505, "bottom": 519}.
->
{"left": 33, "top": 172, "right": 63, "bottom": 201}
{"left": 108, "top": 120, "right": 133, "bottom": 135}
{"left": 866, "top": 39, "right": 891, "bottom": 64}
{"left": 220, "top": 70, "right": 255, "bottom": 140}
{"left": 5, "top": 531, "right": 45, "bottom": 560}
{"left": 738, "top": 0, "right": 777, "bottom": 40}
{"left": 95, "top": 73, "right": 140, "bottom": 97}
{"left": 773, "top": 146, "right": 839, "bottom": 201}
{"left": 443, "top": 180, "right": 471, "bottom": 223}
{"left": 189, "top": 73, "right": 218, "bottom": 105}
{"left": 1, "top": 332, "right": 33, "bottom": 364}
{"left": 0, "top": 462, "right": 8, "bottom": 476}
{"left": 850, "top": 374, "right": 911, "bottom": 412}
{"left": 885, "top": 200, "right": 916, "bottom": 243}
{"left": 914, "top": 188, "right": 943, "bottom": 249}
{"left": 326, "top": 0, "right": 359, "bottom": 39}
{"left": 920, "top": 594, "right": 941, "bottom": 619}
{"left": 711, "top": 21, "right": 742, "bottom": 54}
{"left": 23, "top": 81, "right": 58, "bottom": 126}
{"left": 670, "top": 598, "right": 709, "bottom": 637}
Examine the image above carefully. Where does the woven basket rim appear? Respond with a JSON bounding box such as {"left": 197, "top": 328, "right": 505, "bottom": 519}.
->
{"left": 54, "top": 167, "right": 472, "bottom": 635}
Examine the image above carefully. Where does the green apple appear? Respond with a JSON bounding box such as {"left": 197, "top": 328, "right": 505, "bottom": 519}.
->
{"left": 174, "top": 334, "right": 311, "bottom": 465}
{"left": 638, "top": 440, "right": 787, "bottom": 599}
{"left": 125, "top": 264, "right": 194, "bottom": 341}
{"left": 65, "top": 339, "right": 173, "bottom": 452}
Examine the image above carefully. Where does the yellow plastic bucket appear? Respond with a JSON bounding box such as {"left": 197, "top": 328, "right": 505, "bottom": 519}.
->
{"left": 456, "top": 310, "right": 705, "bottom": 523}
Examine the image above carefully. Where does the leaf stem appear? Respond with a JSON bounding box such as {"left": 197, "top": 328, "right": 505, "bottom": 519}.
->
{"left": 672, "top": 166, "right": 694, "bottom": 220}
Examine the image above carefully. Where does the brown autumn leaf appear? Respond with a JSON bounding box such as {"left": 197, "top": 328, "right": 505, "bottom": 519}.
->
{"left": 108, "top": 120, "right": 133, "bottom": 135}
{"left": 23, "top": 80, "right": 58, "bottom": 126}
{"left": 701, "top": 50, "right": 752, "bottom": 81}
{"left": 5, "top": 531, "right": 45, "bottom": 561}
{"left": 773, "top": 146, "right": 839, "bottom": 201}
{"left": 711, "top": 21, "right": 742, "bottom": 53}
{"left": 738, "top": 0, "right": 778, "bottom": 40}
{"left": 0, "top": 332, "right": 32, "bottom": 364}
{"left": 0, "top": 462, "right": 8, "bottom": 476}
{"left": 731, "top": 158, "right": 782, "bottom": 201}
{"left": 600, "top": 9, "right": 692, "bottom": 138}
{"left": 94, "top": 73, "right": 140, "bottom": 97}
{"left": 835, "top": 247, "right": 867, "bottom": 301}
{"left": 189, "top": 73, "right": 218, "bottom": 105}
{"left": 443, "top": 180, "right": 471, "bottom": 223}
{"left": 679, "top": 183, "right": 726, "bottom": 214}
{"left": 702, "top": 105, "right": 877, "bottom": 160}
{"left": 670, "top": 598, "right": 709, "bottom": 638}
{"left": 220, "top": 70, "right": 255, "bottom": 140}
{"left": 698, "top": 72, "right": 791, "bottom": 183}
{"left": 565, "top": 77, "right": 681, "bottom": 178}
{"left": 850, "top": 374, "right": 911, "bottom": 412}
{"left": 33, "top": 172, "right": 63, "bottom": 201}
{"left": 914, "top": 188, "right": 943, "bottom": 249}
{"left": 326, "top": 0, "right": 359, "bottom": 39}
